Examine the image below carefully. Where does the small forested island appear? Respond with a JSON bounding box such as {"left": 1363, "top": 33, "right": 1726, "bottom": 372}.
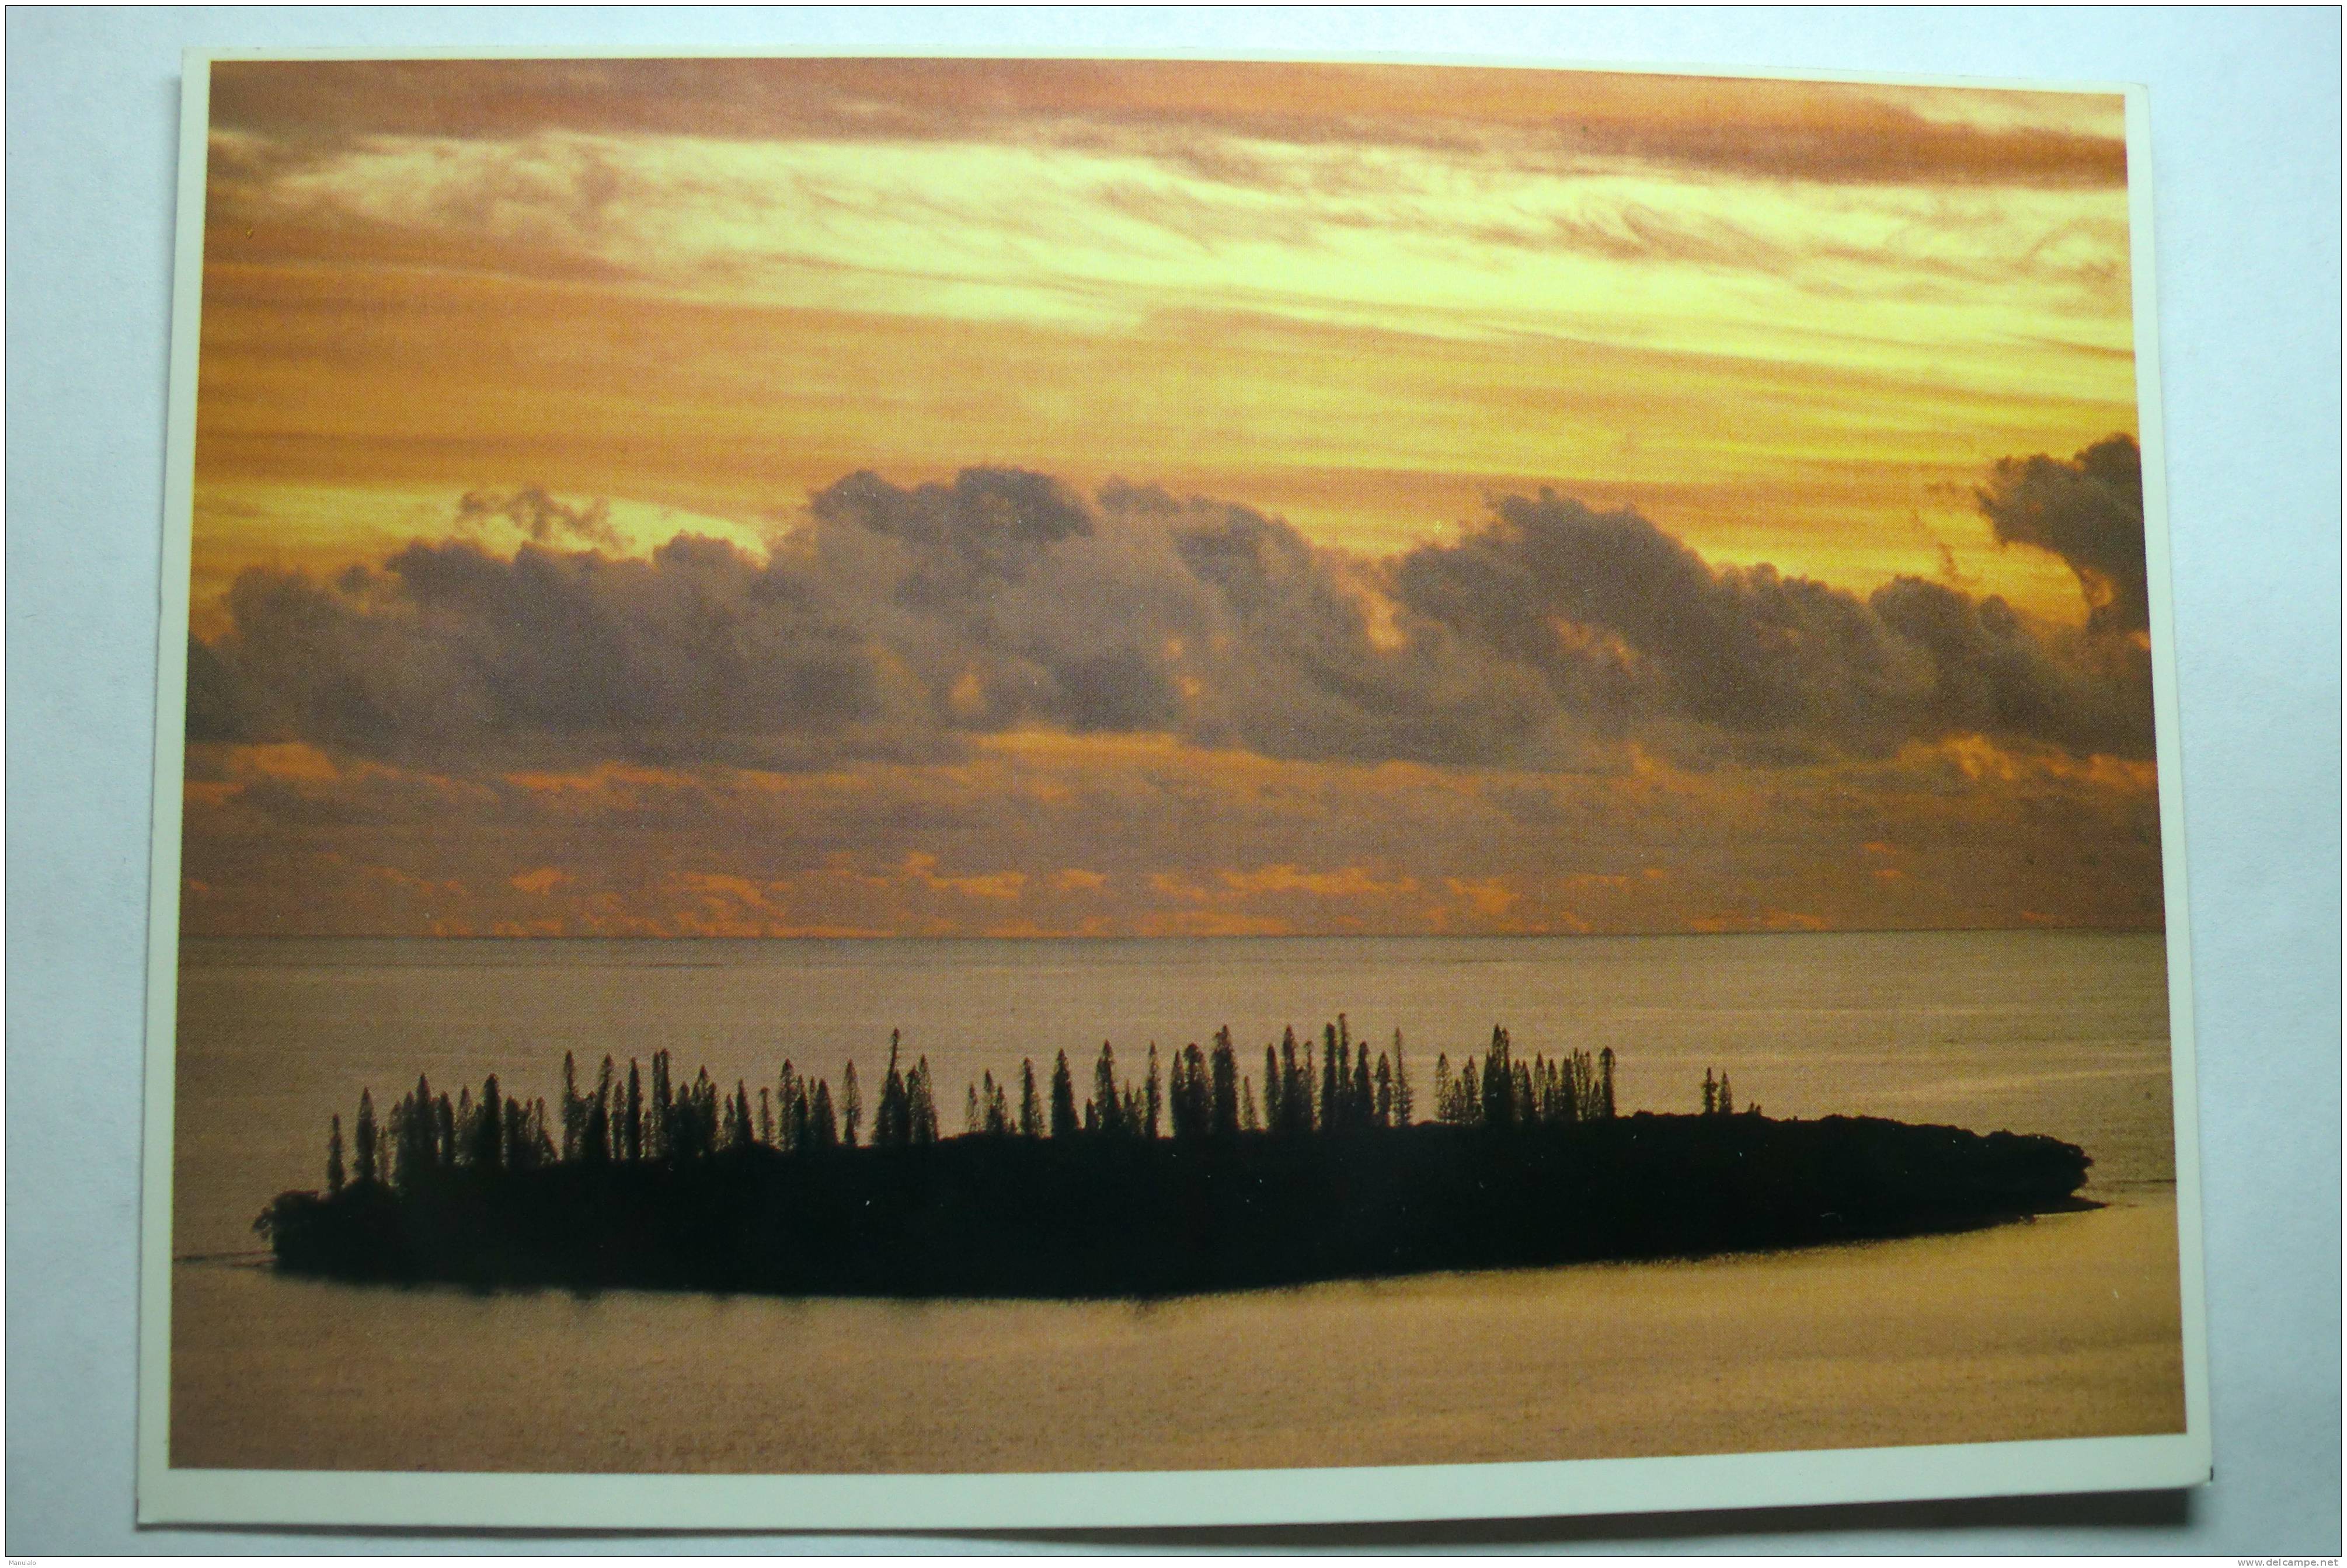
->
{"left": 255, "top": 1022, "right": 2092, "bottom": 1298}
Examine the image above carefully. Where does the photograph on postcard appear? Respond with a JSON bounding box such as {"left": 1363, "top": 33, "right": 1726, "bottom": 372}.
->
{"left": 155, "top": 54, "right": 2195, "bottom": 1499}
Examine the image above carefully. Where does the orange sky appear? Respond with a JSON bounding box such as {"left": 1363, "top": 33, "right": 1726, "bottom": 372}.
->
{"left": 180, "top": 57, "right": 2160, "bottom": 939}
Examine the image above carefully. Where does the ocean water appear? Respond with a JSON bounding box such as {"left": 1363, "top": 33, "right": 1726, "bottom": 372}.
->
{"left": 167, "top": 929, "right": 2187, "bottom": 1473}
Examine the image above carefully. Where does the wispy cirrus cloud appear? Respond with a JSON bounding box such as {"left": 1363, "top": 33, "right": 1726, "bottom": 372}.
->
{"left": 206, "top": 58, "right": 2125, "bottom": 190}
{"left": 190, "top": 60, "right": 2141, "bottom": 618}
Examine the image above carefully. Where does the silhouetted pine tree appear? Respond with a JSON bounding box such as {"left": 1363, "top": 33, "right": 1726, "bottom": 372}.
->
{"left": 385, "top": 1089, "right": 413, "bottom": 1187}
{"left": 1275, "top": 1027, "right": 1304, "bottom": 1134}
{"left": 1092, "top": 1041, "right": 1124, "bottom": 1138}
{"left": 1599, "top": 1046, "right": 1615, "bottom": 1119}
{"left": 325, "top": 1113, "right": 345, "bottom": 1193}
{"left": 841, "top": 1060, "right": 862, "bottom": 1148}
{"left": 389, "top": 1077, "right": 430, "bottom": 1190}
{"left": 1145, "top": 1044, "right": 1163, "bottom": 1139}
{"left": 1274, "top": 1026, "right": 1315, "bottom": 1135}
{"left": 778, "top": 1060, "right": 804, "bottom": 1152}
{"left": 581, "top": 1056, "right": 614, "bottom": 1163}
{"left": 1321, "top": 1022, "right": 1341, "bottom": 1129}
{"left": 1327, "top": 1019, "right": 1347, "bottom": 1131}
{"left": 1439, "top": 1054, "right": 1483, "bottom": 1127}
{"left": 505, "top": 1093, "right": 533, "bottom": 1169}
{"left": 1702, "top": 1068, "right": 1717, "bottom": 1116}
{"left": 1241, "top": 1075, "right": 1260, "bottom": 1132}
{"left": 1020, "top": 1058, "right": 1042, "bottom": 1137}
{"left": 910, "top": 1057, "right": 939, "bottom": 1144}
{"left": 561, "top": 1050, "right": 581, "bottom": 1162}
{"left": 354, "top": 1088, "right": 378, "bottom": 1183}
{"left": 876, "top": 1032, "right": 908, "bottom": 1148}
{"left": 435, "top": 1092, "right": 457, "bottom": 1169}
{"left": 1169, "top": 1042, "right": 1209, "bottom": 1141}
{"left": 649, "top": 1050, "right": 673, "bottom": 1161}
{"left": 411, "top": 1074, "right": 437, "bottom": 1173}
{"left": 1263, "top": 1044, "right": 1284, "bottom": 1133}
{"left": 674, "top": 1073, "right": 695, "bottom": 1155}
{"left": 1049, "top": 1050, "right": 1079, "bottom": 1139}
{"left": 811, "top": 1079, "right": 838, "bottom": 1148}
{"left": 964, "top": 1081, "right": 982, "bottom": 1136}
{"left": 690, "top": 1065, "right": 718, "bottom": 1150}
{"left": 476, "top": 1074, "right": 505, "bottom": 1169}
{"left": 626, "top": 1060, "right": 645, "bottom": 1161}
{"left": 1375, "top": 1054, "right": 1393, "bottom": 1126}
{"left": 482, "top": 1092, "right": 509, "bottom": 1170}
{"left": 1338, "top": 1015, "right": 1367, "bottom": 1127}
{"left": 1481, "top": 1027, "right": 1516, "bottom": 1128}
{"left": 1718, "top": 1072, "right": 1733, "bottom": 1117}
{"left": 1391, "top": 1030, "right": 1413, "bottom": 1126}
{"left": 573, "top": 1060, "right": 603, "bottom": 1163}
{"left": 1166, "top": 1045, "right": 1191, "bottom": 1140}
{"left": 1210, "top": 1027, "right": 1239, "bottom": 1138}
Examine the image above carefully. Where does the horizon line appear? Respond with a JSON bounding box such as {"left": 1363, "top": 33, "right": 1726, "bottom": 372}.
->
{"left": 178, "top": 922, "right": 2168, "bottom": 943}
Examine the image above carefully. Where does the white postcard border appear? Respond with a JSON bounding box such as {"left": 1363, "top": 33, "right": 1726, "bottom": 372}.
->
{"left": 135, "top": 46, "right": 2213, "bottom": 1532}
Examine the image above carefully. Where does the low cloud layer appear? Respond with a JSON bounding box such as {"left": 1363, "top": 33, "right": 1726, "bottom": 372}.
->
{"left": 187, "top": 451, "right": 2155, "bottom": 776}
{"left": 179, "top": 731, "right": 2165, "bottom": 940}
{"left": 1392, "top": 487, "right": 2151, "bottom": 762}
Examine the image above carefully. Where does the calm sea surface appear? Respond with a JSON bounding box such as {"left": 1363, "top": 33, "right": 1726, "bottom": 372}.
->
{"left": 169, "top": 930, "right": 2186, "bottom": 1472}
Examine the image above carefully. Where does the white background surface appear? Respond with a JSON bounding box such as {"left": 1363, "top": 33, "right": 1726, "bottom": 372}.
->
{"left": 7, "top": 5, "right": 2338, "bottom": 1553}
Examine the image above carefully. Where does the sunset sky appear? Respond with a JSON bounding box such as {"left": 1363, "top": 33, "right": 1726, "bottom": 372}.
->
{"left": 182, "top": 56, "right": 2162, "bottom": 938}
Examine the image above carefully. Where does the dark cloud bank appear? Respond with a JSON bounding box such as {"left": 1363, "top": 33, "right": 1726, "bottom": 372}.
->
{"left": 188, "top": 439, "right": 2154, "bottom": 775}
{"left": 1976, "top": 433, "right": 2149, "bottom": 637}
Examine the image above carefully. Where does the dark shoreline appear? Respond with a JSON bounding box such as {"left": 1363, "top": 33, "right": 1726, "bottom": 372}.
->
{"left": 257, "top": 1113, "right": 2091, "bottom": 1301}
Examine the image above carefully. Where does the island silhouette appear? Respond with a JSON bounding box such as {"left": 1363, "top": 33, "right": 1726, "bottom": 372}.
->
{"left": 253, "top": 1021, "right": 2092, "bottom": 1298}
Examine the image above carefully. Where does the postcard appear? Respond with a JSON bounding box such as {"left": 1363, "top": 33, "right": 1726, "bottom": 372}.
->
{"left": 138, "top": 49, "right": 2209, "bottom": 1529}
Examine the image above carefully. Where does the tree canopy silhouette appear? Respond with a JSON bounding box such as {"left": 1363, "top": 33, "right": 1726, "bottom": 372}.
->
{"left": 257, "top": 1023, "right": 2091, "bottom": 1301}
